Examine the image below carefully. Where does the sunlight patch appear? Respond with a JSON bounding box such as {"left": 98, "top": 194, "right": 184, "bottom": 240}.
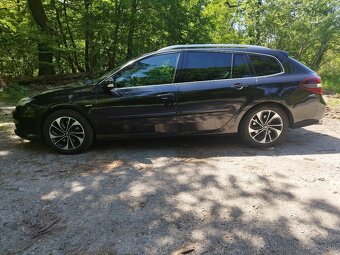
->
{"left": 0, "top": 122, "right": 14, "bottom": 127}
{"left": 0, "top": 150, "right": 10, "bottom": 156}
{"left": 105, "top": 160, "right": 124, "bottom": 172}
{"left": 71, "top": 181, "right": 86, "bottom": 192}
{"left": 41, "top": 190, "right": 61, "bottom": 200}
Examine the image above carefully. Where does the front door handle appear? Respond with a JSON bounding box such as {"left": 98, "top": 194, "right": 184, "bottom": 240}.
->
{"left": 231, "top": 83, "right": 248, "bottom": 90}
{"left": 157, "top": 93, "right": 176, "bottom": 100}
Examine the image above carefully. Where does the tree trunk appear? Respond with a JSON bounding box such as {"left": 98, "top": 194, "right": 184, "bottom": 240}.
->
{"left": 254, "top": 0, "right": 262, "bottom": 44}
{"left": 37, "top": 43, "right": 55, "bottom": 75}
{"left": 108, "top": 0, "right": 122, "bottom": 69}
{"left": 63, "top": 0, "right": 84, "bottom": 72}
{"left": 126, "top": 0, "right": 138, "bottom": 61}
{"left": 52, "top": 0, "right": 76, "bottom": 73}
{"left": 310, "top": 38, "right": 331, "bottom": 71}
{"left": 84, "top": 0, "right": 92, "bottom": 72}
{"left": 27, "top": 0, "right": 55, "bottom": 75}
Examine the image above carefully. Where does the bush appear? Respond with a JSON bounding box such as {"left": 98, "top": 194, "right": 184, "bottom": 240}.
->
{"left": 0, "top": 83, "right": 31, "bottom": 104}
{"left": 321, "top": 73, "right": 340, "bottom": 94}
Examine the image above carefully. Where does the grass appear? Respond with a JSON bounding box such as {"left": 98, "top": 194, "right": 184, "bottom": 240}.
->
{"left": 324, "top": 95, "right": 340, "bottom": 107}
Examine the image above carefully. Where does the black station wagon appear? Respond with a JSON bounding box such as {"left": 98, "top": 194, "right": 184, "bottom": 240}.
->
{"left": 13, "top": 44, "right": 326, "bottom": 154}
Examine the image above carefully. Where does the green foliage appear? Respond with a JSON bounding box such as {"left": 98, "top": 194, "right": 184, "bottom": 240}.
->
{"left": 0, "top": 0, "right": 339, "bottom": 92}
{"left": 319, "top": 48, "right": 340, "bottom": 94}
{"left": 0, "top": 83, "right": 31, "bottom": 104}
{"left": 321, "top": 74, "right": 340, "bottom": 94}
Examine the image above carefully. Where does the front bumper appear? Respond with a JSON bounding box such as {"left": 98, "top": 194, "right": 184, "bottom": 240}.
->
{"left": 14, "top": 128, "right": 40, "bottom": 140}
{"left": 12, "top": 104, "right": 44, "bottom": 140}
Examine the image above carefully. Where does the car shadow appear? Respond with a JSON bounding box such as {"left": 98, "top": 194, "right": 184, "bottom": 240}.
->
{"left": 2, "top": 125, "right": 338, "bottom": 158}
{"left": 89, "top": 127, "right": 340, "bottom": 157}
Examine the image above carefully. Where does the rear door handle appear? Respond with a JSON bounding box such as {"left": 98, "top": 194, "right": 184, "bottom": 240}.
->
{"left": 157, "top": 93, "right": 176, "bottom": 100}
{"left": 231, "top": 83, "right": 248, "bottom": 90}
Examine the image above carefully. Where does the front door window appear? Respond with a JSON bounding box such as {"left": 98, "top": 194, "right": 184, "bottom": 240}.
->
{"left": 114, "top": 53, "right": 180, "bottom": 88}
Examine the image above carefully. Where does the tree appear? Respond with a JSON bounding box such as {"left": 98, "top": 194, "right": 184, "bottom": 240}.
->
{"left": 27, "top": 0, "right": 55, "bottom": 75}
{"left": 0, "top": 0, "right": 338, "bottom": 81}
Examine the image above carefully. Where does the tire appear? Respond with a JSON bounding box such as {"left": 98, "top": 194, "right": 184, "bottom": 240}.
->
{"left": 43, "top": 109, "right": 94, "bottom": 154}
{"left": 239, "top": 104, "right": 289, "bottom": 147}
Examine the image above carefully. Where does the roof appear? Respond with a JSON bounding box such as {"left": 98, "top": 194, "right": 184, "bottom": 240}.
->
{"left": 157, "top": 44, "right": 288, "bottom": 59}
{"left": 157, "top": 44, "right": 270, "bottom": 52}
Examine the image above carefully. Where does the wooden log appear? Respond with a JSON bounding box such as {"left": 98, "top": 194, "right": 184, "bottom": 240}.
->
{"left": 11, "top": 72, "right": 102, "bottom": 86}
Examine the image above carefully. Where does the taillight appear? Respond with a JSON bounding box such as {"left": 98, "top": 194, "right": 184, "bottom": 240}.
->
{"left": 299, "top": 76, "right": 323, "bottom": 95}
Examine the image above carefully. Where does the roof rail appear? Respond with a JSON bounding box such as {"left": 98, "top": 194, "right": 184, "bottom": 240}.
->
{"left": 157, "top": 44, "right": 269, "bottom": 51}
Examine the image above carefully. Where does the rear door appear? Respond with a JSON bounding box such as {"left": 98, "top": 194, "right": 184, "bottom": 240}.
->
{"left": 177, "top": 51, "right": 256, "bottom": 132}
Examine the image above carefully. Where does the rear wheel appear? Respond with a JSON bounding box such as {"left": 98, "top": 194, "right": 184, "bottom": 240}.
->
{"left": 240, "top": 105, "right": 289, "bottom": 147}
{"left": 43, "top": 110, "right": 93, "bottom": 154}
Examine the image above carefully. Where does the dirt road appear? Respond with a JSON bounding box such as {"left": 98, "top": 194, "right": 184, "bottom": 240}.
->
{"left": 0, "top": 106, "right": 339, "bottom": 255}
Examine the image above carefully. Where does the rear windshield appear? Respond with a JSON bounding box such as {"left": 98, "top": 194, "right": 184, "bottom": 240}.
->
{"left": 249, "top": 54, "right": 283, "bottom": 76}
{"left": 288, "top": 57, "right": 315, "bottom": 73}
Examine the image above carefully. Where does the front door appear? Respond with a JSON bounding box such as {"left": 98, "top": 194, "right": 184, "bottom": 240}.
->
{"left": 92, "top": 52, "right": 181, "bottom": 135}
{"left": 177, "top": 51, "right": 256, "bottom": 132}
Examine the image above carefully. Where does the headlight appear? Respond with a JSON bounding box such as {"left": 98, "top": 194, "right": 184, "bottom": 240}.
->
{"left": 17, "top": 97, "right": 34, "bottom": 106}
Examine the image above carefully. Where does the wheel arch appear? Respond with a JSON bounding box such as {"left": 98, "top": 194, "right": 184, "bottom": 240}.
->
{"left": 40, "top": 105, "right": 96, "bottom": 140}
{"left": 238, "top": 101, "right": 294, "bottom": 132}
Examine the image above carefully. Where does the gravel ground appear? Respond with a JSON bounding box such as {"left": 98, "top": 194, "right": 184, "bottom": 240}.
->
{"left": 0, "top": 106, "right": 339, "bottom": 255}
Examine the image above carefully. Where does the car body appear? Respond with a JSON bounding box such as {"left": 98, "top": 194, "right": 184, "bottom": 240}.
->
{"left": 13, "top": 44, "right": 326, "bottom": 153}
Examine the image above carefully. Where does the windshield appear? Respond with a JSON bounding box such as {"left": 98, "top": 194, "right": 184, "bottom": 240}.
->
{"left": 94, "top": 53, "right": 153, "bottom": 86}
{"left": 91, "top": 65, "right": 123, "bottom": 85}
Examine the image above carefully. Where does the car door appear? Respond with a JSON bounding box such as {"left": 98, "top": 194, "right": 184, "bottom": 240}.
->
{"left": 92, "top": 52, "right": 181, "bottom": 135}
{"left": 177, "top": 51, "right": 256, "bottom": 132}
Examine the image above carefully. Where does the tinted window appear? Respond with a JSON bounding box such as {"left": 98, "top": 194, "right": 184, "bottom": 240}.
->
{"left": 185, "top": 52, "right": 232, "bottom": 82}
{"left": 249, "top": 54, "right": 282, "bottom": 76}
{"left": 288, "top": 57, "right": 313, "bottom": 73}
{"left": 232, "top": 54, "right": 252, "bottom": 78}
{"left": 114, "top": 53, "right": 179, "bottom": 88}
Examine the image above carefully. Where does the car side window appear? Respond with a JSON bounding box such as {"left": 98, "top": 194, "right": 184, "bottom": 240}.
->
{"left": 232, "top": 54, "right": 253, "bottom": 78}
{"left": 185, "top": 52, "right": 232, "bottom": 82}
{"left": 114, "top": 53, "right": 179, "bottom": 88}
{"left": 249, "top": 54, "right": 283, "bottom": 76}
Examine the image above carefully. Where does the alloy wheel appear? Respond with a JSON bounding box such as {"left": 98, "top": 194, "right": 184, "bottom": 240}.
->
{"left": 248, "top": 110, "right": 284, "bottom": 144}
{"left": 49, "top": 117, "right": 85, "bottom": 150}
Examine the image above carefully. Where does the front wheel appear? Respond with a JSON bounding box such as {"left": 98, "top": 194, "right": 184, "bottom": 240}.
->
{"left": 43, "top": 110, "right": 94, "bottom": 154}
{"left": 240, "top": 105, "right": 289, "bottom": 147}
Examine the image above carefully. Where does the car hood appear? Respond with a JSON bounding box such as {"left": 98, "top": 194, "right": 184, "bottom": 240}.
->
{"left": 32, "top": 83, "right": 96, "bottom": 106}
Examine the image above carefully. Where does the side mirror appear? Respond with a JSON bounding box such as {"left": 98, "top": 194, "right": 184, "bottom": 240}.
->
{"left": 101, "top": 78, "right": 115, "bottom": 91}
{"left": 101, "top": 78, "right": 121, "bottom": 96}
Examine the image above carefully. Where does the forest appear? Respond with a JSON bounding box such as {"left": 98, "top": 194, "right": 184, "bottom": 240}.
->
{"left": 0, "top": 0, "right": 339, "bottom": 93}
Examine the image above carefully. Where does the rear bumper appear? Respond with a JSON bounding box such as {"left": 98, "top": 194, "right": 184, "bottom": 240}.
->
{"left": 291, "top": 119, "right": 321, "bottom": 128}
{"left": 290, "top": 94, "right": 326, "bottom": 128}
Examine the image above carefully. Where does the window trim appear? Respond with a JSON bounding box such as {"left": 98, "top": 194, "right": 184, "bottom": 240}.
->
{"left": 106, "top": 50, "right": 285, "bottom": 90}
{"left": 181, "top": 49, "right": 285, "bottom": 77}
{"left": 183, "top": 50, "right": 233, "bottom": 83}
{"left": 175, "top": 50, "right": 285, "bottom": 85}
{"left": 247, "top": 53, "right": 285, "bottom": 78}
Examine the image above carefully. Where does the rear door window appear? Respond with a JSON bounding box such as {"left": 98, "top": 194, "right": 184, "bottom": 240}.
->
{"left": 249, "top": 54, "right": 283, "bottom": 76}
{"left": 232, "top": 54, "right": 253, "bottom": 78}
{"left": 185, "top": 52, "right": 232, "bottom": 82}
